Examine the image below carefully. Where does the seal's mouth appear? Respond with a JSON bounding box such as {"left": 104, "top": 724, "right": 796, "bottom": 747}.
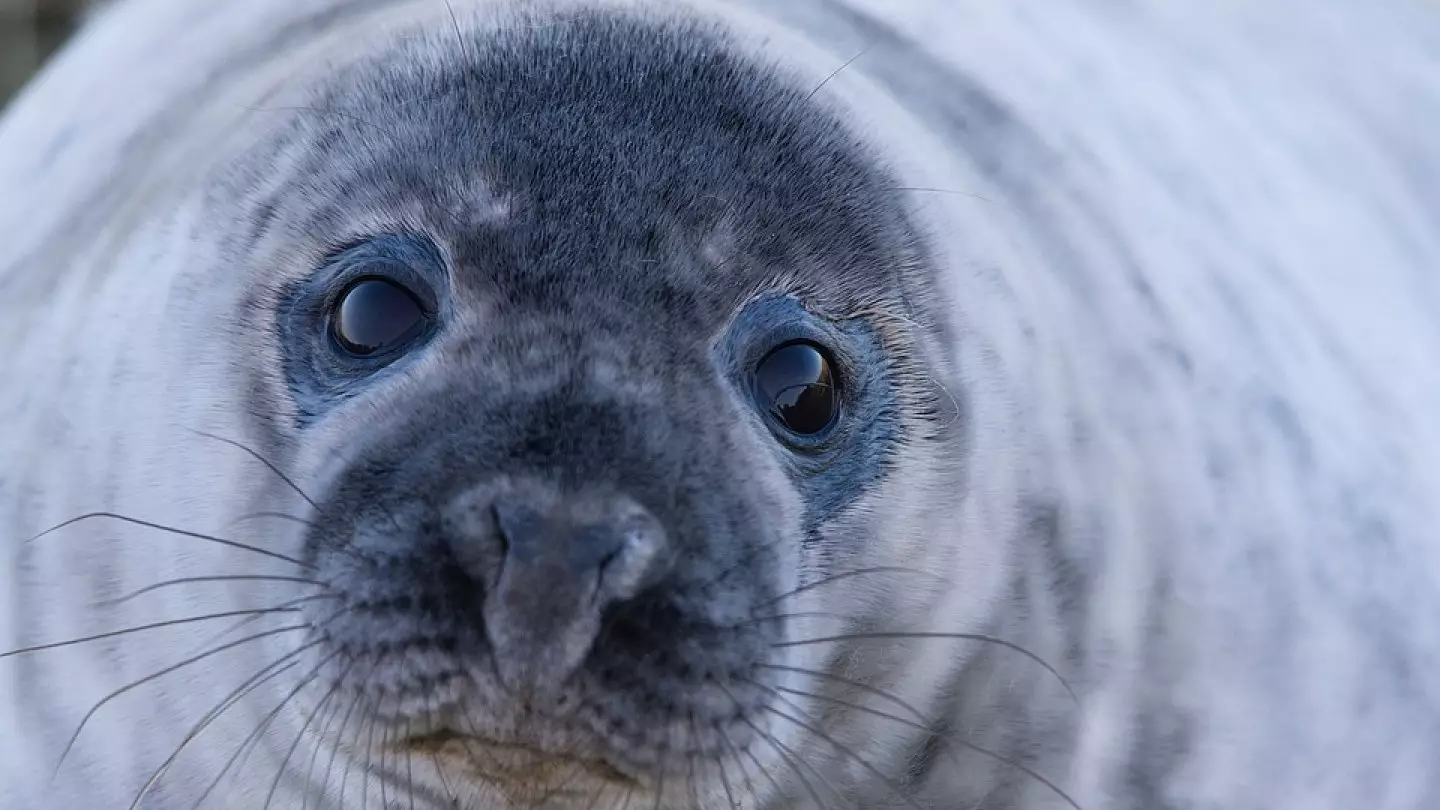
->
{"left": 399, "top": 728, "right": 639, "bottom": 786}
{"left": 399, "top": 727, "right": 468, "bottom": 752}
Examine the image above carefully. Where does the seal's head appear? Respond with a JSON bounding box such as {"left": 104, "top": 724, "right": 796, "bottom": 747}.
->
{"left": 85, "top": 3, "right": 982, "bottom": 807}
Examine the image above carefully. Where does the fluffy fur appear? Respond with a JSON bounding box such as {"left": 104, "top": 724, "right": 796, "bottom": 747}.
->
{"left": 2, "top": 0, "right": 1438, "bottom": 808}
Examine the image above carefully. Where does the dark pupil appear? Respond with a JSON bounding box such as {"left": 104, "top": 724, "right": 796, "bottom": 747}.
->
{"left": 333, "top": 278, "right": 424, "bottom": 356}
{"left": 755, "top": 342, "right": 839, "bottom": 436}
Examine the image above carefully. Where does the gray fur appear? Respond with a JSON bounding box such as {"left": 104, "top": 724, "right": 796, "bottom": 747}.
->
{"left": 2, "top": 0, "right": 1439, "bottom": 808}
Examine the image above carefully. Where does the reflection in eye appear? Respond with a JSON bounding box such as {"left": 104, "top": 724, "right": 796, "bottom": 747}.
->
{"left": 754, "top": 342, "right": 839, "bottom": 436}
{"left": 330, "top": 276, "right": 428, "bottom": 357}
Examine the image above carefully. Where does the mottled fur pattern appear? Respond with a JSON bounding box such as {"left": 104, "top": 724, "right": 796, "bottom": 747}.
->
{"left": 2, "top": 0, "right": 1439, "bottom": 808}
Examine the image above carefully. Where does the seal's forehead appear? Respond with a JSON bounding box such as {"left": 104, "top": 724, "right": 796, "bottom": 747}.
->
{"left": 266, "top": 7, "right": 925, "bottom": 333}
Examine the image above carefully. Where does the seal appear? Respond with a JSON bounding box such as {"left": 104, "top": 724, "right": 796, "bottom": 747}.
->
{"left": 3, "top": 0, "right": 1440, "bottom": 808}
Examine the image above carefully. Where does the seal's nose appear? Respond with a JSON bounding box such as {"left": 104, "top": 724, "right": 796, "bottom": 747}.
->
{"left": 491, "top": 500, "right": 636, "bottom": 586}
{"left": 458, "top": 484, "right": 669, "bottom": 697}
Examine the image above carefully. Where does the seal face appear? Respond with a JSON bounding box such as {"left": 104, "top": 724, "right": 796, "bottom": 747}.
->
{"left": 100, "top": 5, "right": 960, "bottom": 807}
{"left": 269, "top": 6, "right": 938, "bottom": 784}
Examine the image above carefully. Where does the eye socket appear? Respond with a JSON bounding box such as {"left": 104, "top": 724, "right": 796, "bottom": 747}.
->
{"left": 753, "top": 341, "right": 841, "bottom": 437}
{"left": 329, "top": 276, "right": 429, "bottom": 357}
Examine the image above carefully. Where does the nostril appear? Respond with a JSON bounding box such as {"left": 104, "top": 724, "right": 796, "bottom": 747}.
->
{"left": 490, "top": 499, "right": 544, "bottom": 564}
{"left": 593, "top": 550, "right": 622, "bottom": 604}
{"left": 593, "top": 517, "right": 668, "bottom": 602}
{"left": 597, "top": 543, "right": 625, "bottom": 574}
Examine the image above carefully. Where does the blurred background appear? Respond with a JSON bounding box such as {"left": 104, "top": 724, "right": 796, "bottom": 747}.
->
{"left": 1, "top": 0, "right": 82, "bottom": 108}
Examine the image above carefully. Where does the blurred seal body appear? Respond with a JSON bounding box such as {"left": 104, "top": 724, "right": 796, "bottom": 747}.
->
{"left": 2, "top": 0, "right": 1439, "bottom": 808}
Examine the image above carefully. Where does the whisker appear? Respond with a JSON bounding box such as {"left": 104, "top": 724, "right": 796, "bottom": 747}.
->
{"left": 764, "top": 679, "right": 1083, "bottom": 810}
{"left": 429, "top": 751, "right": 456, "bottom": 806}
{"left": 441, "top": 0, "right": 467, "bottom": 60}
{"left": 2, "top": 607, "right": 304, "bottom": 660}
{"left": 774, "top": 631, "right": 1077, "bottom": 702}
{"left": 329, "top": 657, "right": 382, "bottom": 808}
{"left": 184, "top": 428, "right": 321, "bottom": 512}
{"left": 756, "top": 566, "right": 946, "bottom": 610}
{"left": 264, "top": 657, "right": 354, "bottom": 810}
{"left": 361, "top": 687, "right": 383, "bottom": 810}
{"left": 529, "top": 757, "right": 589, "bottom": 807}
{"left": 760, "top": 662, "right": 933, "bottom": 726}
{"left": 338, "top": 690, "right": 375, "bottom": 808}
{"left": 714, "top": 722, "right": 761, "bottom": 801}
{"left": 581, "top": 779, "right": 607, "bottom": 810}
{"left": 300, "top": 672, "right": 354, "bottom": 810}
{"left": 423, "top": 688, "right": 457, "bottom": 806}
{"left": 377, "top": 691, "right": 394, "bottom": 810}
{"left": 763, "top": 685, "right": 921, "bottom": 802}
{"left": 890, "top": 185, "right": 997, "bottom": 205}
{"left": 94, "top": 574, "right": 325, "bottom": 607}
{"left": 652, "top": 726, "right": 669, "bottom": 810}
{"left": 403, "top": 713, "right": 417, "bottom": 810}
{"left": 455, "top": 700, "right": 512, "bottom": 795}
{"left": 228, "top": 510, "right": 321, "bottom": 530}
{"left": 52, "top": 623, "right": 310, "bottom": 780}
{"left": 128, "top": 647, "right": 312, "bottom": 810}
{"left": 747, "top": 717, "right": 832, "bottom": 808}
{"left": 225, "top": 509, "right": 371, "bottom": 567}
{"left": 136, "top": 609, "right": 343, "bottom": 809}
{"left": 728, "top": 610, "right": 858, "bottom": 629}
{"left": 180, "top": 593, "right": 338, "bottom": 658}
{"left": 187, "top": 430, "right": 416, "bottom": 547}
{"left": 180, "top": 429, "right": 403, "bottom": 563}
{"left": 686, "top": 716, "right": 702, "bottom": 810}
{"left": 714, "top": 750, "right": 739, "bottom": 810}
{"left": 712, "top": 681, "right": 821, "bottom": 809}
{"left": 709, "top": 720, "right": 743, "bottom": 810}
{"left": 771, "top": 725, "right": 850, "bottom": 808}
{"left": 207, "top": 609, "right": 347, "bottom": 787}
{"left": 189, "top": 652, "right": 341, "bottom": 810}
{"left": 757, "top": 702, "right": 927, "bottom": 810}
{"left": 26, "top": 511, "right": 311, "bottom": 569}
{"left": 792, "top": 747, "right": 852, "bottom": 807}
{"left": 803, "top": 44, "right": 873, "bottom": 103}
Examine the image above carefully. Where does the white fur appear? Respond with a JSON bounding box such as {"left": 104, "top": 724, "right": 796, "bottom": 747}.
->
{"left": 3, "top": 1, "right": 1439, "bottom": 808}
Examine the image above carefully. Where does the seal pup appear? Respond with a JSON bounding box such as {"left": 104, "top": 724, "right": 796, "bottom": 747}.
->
{"left": 3, "top": 0, "right": 1440, "bottom": 808}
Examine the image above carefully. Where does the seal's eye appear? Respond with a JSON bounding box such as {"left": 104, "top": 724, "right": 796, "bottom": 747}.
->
{"left": 754, "top": 341, "right": 840, "bottom": 437}
{"left": 330, "top": 276, "right": 428, "bottom": 357}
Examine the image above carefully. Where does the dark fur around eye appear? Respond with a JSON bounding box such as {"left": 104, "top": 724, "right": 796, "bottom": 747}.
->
{"left": 277, "top": 234, "right": 448, "bottom": 424}
{"left": 715, "top": 295, "right": 900, "bottom": 534}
